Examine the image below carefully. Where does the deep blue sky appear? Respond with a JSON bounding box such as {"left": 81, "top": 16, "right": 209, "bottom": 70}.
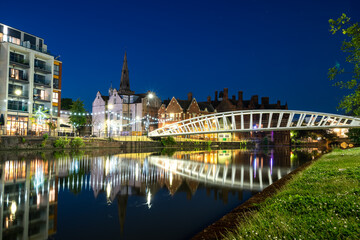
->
{"left": 2, "top": 0, "right": 360, "bottom": 113}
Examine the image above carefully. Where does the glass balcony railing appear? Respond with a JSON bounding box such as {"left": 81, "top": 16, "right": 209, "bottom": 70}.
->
{"left": 2, "top": 36, "right": 52, "bottom": 55}
{"left": 33, "top": 95, "right": 50, "bottom": 102}
{"left": 9, "top": 73, "right": 28, "bottom": 82}
{"left": 34, "top": 75, "right": 51, "bottom": 86}
{"left": 34, "top": 63, "right": 52, "bottom": 74}
{"left": 8, "top": 91, "right": 29, "bottom": 98}
{"left": 7, "top": 101, "right": 28, "bottom": 112}
{"left": 9, "top": 56, "right": 30, "bottom": 67}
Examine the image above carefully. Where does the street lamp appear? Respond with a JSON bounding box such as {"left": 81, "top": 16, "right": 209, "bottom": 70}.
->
{"left": 15, "top": 89, "right": 22, "bottom": 135}
{"left": 146, "top": 92, "right": 154, "bottom": 136}
{"left": 108, "top": 104, "right": 113, "bottom": 137}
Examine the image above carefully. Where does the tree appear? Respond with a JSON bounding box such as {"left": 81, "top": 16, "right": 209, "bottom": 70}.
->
{"left": 328, "top": 14, "right": 360, "bottom": 115}
{"left": 69, "top": 99, "right": 87, "bottom": 135}
{"left": 61, "top": 98, "right": 73, "bottom": 110}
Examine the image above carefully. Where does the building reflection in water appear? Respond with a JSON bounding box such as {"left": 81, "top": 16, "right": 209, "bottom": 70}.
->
{"left": 0, "top": 148, "right": 320, "bottom": 239}
{"left": 0, "top": 159, "right": 57, "bottom": 240}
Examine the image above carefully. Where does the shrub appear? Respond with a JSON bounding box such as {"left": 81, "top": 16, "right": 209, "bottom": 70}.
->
{"left": 43, "top": 133, "right": 49, "bottom": 140}
{"left": 54, "top": 137, "right": 70, "bottom": 148}
{"left": 70, "top": 137, "right": 85, "bottom": 148}
{"left": 40, "top": 140, "right": 46, "bottom": 147}
{"left": 21, "top": 137, "right": 26, "bottom": 144}
{"left": 161, "top": 136, "right": 176, "bottom": 146}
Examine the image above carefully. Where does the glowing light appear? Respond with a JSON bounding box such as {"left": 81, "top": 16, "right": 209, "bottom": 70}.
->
{"left": 10, "top": 201, "right": 16, "bottom": 215}
{"left": 106, "top": 182, "right": 111, "bottom": 199}
{"left": 148, "top": 93, "right": 154, "bottom": 99}
{"left": 146, "top": 190, "right": 152, "bottom": 209}
{"left": 15, "top": 89, "right": 22, "bottom": 96}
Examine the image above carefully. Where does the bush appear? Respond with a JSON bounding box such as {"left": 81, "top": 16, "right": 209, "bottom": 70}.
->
{"left": 43, "top": 133, "right": 49, "bottom": 140}
{"left": 54, "top": 137, "right": 70, "bottom": 148}
{"left": 347, "top": 128, "right": 360, "bottom": 145}
{"left": 21, "top": 137, "right": 26, "bottom": 144}
{"left": 161, "top": 136, "right": 176, "bottom": 146}
{"left": 40, "top": 140, "right": 46, "bottom": 147}
{"left": 70, "top": 137, "right": 85, "bottom": 148}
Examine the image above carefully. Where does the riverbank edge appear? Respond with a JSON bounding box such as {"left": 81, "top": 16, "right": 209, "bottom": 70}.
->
{"left": 192, "top": 148, "right": 325, "bottom": 240}
{"left": 0, "top": 135, "right": 248, "bottom": 151}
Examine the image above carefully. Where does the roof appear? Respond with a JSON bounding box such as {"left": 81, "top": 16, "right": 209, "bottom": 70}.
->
{"left": 198, "top": 102, "right": 215, "bottom": 112}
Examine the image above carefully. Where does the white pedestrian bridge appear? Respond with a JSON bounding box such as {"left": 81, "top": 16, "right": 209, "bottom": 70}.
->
{"left": 149, "top": 110, "right": 360, "bottom": 137}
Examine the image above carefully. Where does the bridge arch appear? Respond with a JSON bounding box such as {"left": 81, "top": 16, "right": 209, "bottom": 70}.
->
{"left": 149, "top": 110, "right": 360, "bottom": 137}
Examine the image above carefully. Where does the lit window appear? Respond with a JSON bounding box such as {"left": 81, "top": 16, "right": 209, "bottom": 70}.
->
{"left": 52, "top": 92, "right": 58, "bottom": 103}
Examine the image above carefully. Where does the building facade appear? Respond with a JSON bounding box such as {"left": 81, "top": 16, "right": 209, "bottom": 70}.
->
{"left": 158, "top": 92, "right": 214, "bottom": 128}
{"left": 0, "top": 23, "right": 61, "bottom": 136}
{"left": 158, "top": 88, "right": 289, "bottom": 143}
{"left": 92, "top": 53, "right": 161, "bottom": 137}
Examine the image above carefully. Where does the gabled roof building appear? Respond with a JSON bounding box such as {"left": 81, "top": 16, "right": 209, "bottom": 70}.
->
{"left": 92, "top": 53, "right": 161, "bottom": 137}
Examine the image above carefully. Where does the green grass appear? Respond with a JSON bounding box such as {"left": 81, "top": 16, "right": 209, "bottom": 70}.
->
{"left": 224, "top": 148, "right": 360, "bottom": 240}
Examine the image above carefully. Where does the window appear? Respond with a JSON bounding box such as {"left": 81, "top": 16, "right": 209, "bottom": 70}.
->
{"left": 10, "top": 52, "right": 25, "bottom": 64}
{"left": 8, "top": 84, "right": 23, "bottom": 96}
{"left": 53, "top": 64, "right": 59, "bottom": 75}
{"left": 8, "top": 36, "right": 20, "bottom": 45}
{"left": 53, "top": 78, "right": 59, "bottom": 89}
{"left": 33, "top": 89, "right": 47, "bottom": 101}
{"left": 9, "top": 68, "right": 24, "bottom": 80}
{"left": 52, "top": 92, "right": 58, "bottom": 103}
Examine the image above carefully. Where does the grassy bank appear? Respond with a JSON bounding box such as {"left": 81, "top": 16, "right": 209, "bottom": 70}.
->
{"left": 224, "top": 148, "right": 360, "bottom": 239}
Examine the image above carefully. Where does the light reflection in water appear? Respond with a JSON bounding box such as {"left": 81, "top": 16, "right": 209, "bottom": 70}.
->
{"left": 0, "top": 148, "right": 322, "bottom": 240}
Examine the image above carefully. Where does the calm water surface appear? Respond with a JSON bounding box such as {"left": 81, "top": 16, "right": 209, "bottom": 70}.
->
{"left": 0, "top": 147, "right": 322, "bottom": 240}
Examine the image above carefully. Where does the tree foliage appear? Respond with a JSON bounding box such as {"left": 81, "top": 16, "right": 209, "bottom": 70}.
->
{"left": 69, "top": 99, "right": 87, "bottom": 132}
{"left": 328, "top": 14, "right": 360, "bottom": 115}
{"left": 61, "top": 98, "right": 73, "bottom": 110}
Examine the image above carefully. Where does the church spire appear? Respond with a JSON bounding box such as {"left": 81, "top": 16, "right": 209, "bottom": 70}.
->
{"left": 119, "top": 51, "right": 133, "bottom": 94}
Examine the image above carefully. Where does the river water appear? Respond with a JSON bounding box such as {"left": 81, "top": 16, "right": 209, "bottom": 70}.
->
{"left": 0, "top": 147, "right": 322, "bottom": 240}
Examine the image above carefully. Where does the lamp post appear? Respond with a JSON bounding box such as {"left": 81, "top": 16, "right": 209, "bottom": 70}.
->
{"left": 108, "top": 104, "right": 113, "bottom": 138}
{"left": 146, "top": 92, "right": 154, "bottom": 136}
{"left": 15, "top": 89, "right": 22, "bottom": 135}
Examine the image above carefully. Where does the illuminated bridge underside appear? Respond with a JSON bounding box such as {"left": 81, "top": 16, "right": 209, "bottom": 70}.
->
{"left": 148, "top": 156, "right": 291, "bottom": 191}
{"left": 149, "top": 110, "right": 360, "bottom": 137}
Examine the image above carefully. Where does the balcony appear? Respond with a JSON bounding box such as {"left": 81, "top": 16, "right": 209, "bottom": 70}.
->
{"left": 7, "top": 101, "right": 28, "bottom": 112}
{"left": 8, "top": 91, "right": 29, "bottom": 99}
{"left": 34, "top": 62, "right": 52, "bottom": 74}
{"left": 33, "top": 95, "right": 51, "bottom": 102}
{"left": 34, "top": 75, "right": 51, "bottom": 87}
{"left": 9, "top": 57, "right": 30, "bottom": 69}
{"left": 2, "top": 36, "right": 52, "bottom": 56}
{"left": 9, "top": 73, "right": 28, "bottom": 83}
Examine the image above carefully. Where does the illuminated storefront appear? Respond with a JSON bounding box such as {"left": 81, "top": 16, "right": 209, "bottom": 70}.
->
{"left": 6, "top": 115, "right": 28, "bottom": 135}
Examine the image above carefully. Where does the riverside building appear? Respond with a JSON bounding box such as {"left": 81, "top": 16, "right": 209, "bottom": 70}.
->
{"left": 92, "top": 52, "right": 161, "bottom": 137}
{"left": 0, "top": 23, "right": 61, "bottom": 136}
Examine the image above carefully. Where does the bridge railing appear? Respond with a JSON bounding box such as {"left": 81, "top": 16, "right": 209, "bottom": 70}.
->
{"left": 149, "top": 110, "right": 360, "bottom": 137}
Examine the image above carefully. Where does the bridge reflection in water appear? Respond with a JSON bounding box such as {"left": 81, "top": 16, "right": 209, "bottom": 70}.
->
{"left": 0, "top": 148, "right": 320, "bottom": 239}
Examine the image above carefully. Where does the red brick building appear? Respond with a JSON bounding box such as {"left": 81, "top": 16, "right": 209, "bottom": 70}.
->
{"left": 158, "top": 88, "right": 290, "bottom": 144}
{"left": 158, "top": 92, "right": 214, "bottom": 128}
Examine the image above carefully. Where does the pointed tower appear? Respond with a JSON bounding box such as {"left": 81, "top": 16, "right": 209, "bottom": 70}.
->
{"left": 119, "top": 52, "right": 134, "bottom": 94}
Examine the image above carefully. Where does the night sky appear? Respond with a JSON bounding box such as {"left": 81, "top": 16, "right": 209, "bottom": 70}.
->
{"left": 2, "top": 0, "right": 360, "bottom": 113}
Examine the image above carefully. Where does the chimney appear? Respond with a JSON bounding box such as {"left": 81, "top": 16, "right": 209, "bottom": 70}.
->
{"left": 215, "top": 91, "right": 218, "bottom": 102}
{"left": 188, "top": 92, "right": 193, "bottom": 101}
{"left": 238, "top": 91, "right": 243, "bottom": 102}
{"left": 223, "top": 88, "right": 228, "bottom": 100}
{"left": 251, "top": 95, "right": 258, "bottom": 105}
{"left": 261, "top": 97, "right": 269, "bottom": 105}
{"left": 207, "top": 96, "right": 211, "bottom": 103}
{"left": 232, "top": 95, "right": 236, "bottom": 101}
{"left": 277, "top": 100, "right": 281, "bottom": 107}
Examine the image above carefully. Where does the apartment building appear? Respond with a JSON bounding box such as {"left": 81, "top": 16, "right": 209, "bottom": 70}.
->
{"left": 0, "top": 23, "right": 61, "bottom": 136}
